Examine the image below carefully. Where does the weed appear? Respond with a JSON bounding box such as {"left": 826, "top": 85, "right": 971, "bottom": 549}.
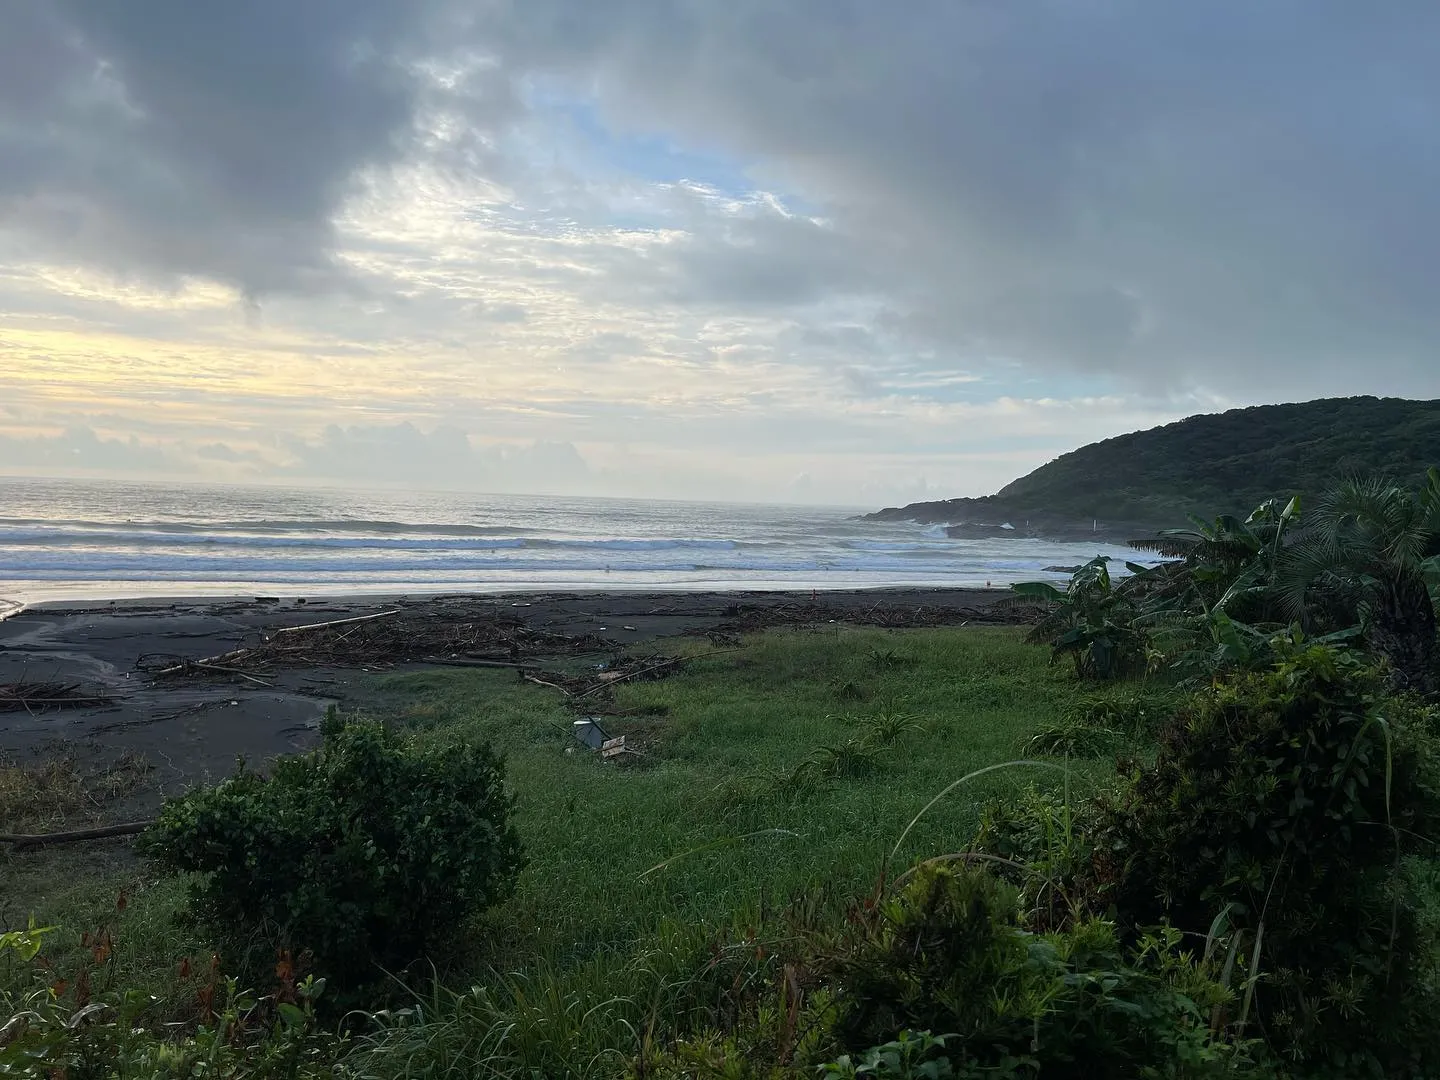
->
{"left": 868, "top": 649, "right": 919, "bottom": 672}
{"left": 0, "top": 752, "right": 153, "bottom": 833}
{"left": 857, "top": 708, "right": 924, "bottom": 747}
{"left": 1024, "top": 718, "right": 1121, "bottom": 758}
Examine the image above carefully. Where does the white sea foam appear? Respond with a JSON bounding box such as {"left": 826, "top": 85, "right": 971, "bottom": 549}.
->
{"left": 0, "top": 477, "right": 1154, "bottom": 602}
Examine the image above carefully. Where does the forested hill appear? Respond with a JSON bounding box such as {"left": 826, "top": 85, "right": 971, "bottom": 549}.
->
{"left": 867, "top": 396, "right": 1440, "bottom": 534}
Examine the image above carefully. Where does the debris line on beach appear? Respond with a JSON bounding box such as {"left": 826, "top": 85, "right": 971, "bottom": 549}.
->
{"left": 136, "top": 602, "right": 618, "bottom": 680}
{"left": 0, "top": 680, "right": 113, "bottom": 713}
{"left": 697, "top": 600, "right": 1032, "bottom": 635}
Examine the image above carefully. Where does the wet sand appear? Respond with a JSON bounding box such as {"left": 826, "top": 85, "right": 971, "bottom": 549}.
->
{"left": 0, "top": 588, "right": 1010, "bottom": 816}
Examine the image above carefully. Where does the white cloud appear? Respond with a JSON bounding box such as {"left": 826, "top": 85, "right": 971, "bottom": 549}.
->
{"left": 2, "top": 2, "right": 1436, "bottom": 506}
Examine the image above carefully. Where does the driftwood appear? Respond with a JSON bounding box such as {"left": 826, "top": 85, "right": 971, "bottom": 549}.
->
{"left": 1, "top": 820, "right": 153, "bottom": 850}
{"left": 266, "top": 609, "right": 401, "bottom": 638}
{"left": 689, "top": 600, "right": 1032, "bottom": 636}
{"left": 0, "top": 681, "right": 112, "bottom": 713}
{"left": 522, "top": 673, "right": 573, "bottom": 696}
{"left": 571, "top": 655, "right": 693, "bottom": 701}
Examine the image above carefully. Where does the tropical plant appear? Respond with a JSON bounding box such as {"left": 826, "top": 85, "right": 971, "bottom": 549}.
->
{"left": 138, "top": 714, "right": 524, "bottom": 995}
{"left": 1133, "top": 496, "right": 1301, "bottom": 610}
{"left": 1277, "top": 469, "right": 1440, "bottom": 693}
{"left": 819, "top": 1030, "right": 956, "bottom": 1078}
{"left": 1011, "top": 556, "right": 1147, "bottom": 679}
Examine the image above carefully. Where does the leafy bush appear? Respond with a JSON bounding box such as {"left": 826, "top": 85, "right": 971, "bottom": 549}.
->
{"left": 832, "top": 865, "right": 1248, "bottom": 1078}
{"left": 820, "top": 1030, "right": 955, "bottom": 1078}
{"left": 1086, "top": 643, "right": 1440, "bottom": 1074}
{"left": 138, "top": 715, "right": 524, "bottom": 992}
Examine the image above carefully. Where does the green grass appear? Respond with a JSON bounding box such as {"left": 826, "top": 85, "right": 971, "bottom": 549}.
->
{"left": 357, "top": 627, "right": 1098, "bottom": 966}
{"left": 3, "top": 625, "right": 1151, "bottom": 1077}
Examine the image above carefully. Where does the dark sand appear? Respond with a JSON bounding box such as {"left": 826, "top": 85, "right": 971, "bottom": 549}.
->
{"left": 0, "top": 588, "right": 1011, "bottom": 819}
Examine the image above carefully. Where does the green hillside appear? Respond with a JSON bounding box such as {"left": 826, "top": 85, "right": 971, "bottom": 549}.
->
{"left": 869, "top": 396, "right": 1440, "bottom": 531}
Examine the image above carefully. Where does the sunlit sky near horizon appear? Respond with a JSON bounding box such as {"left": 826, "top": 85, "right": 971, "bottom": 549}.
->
{"left": 3, "top": 2, "right": 1439, "bottom": 507}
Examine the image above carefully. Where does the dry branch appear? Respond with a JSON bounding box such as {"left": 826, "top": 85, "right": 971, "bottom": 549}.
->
{"left": 571, "top": 654, "right": 693, "bottom": 700}
{"left": 265, "top": 609, "right": 402, "bottom": 638}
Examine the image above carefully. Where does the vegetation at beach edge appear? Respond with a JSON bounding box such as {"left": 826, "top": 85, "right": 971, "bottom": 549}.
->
{"left": 872, "top": 395, "right": 1440, "bottom": 527}
{"left": 5, "top": 465, "right": 1440, "bottom": 1077}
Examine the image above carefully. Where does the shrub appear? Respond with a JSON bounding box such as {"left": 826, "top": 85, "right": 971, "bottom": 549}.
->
{"left": 138, "top": 715, "right": 524, "bottom": 993}
{"left": 832, "top": 865, "right": 1246, "bottom": 1079}
{"left": 1087, "top": 643, "right": 1440, "bottom": 1074}
{"left": 820, "top": 1030, "right": 956, "bottom": 1078}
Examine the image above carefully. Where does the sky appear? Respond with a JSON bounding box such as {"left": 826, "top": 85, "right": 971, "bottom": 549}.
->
{"left": 1, "top": 1, "right": 1438, "bottom": 508}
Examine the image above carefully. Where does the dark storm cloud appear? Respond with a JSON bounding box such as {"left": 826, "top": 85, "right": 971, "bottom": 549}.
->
{"left": 4, "top": 1, "right": 1440, "bottom": 396}
{"left": 0, "top": 0, "right": 455, "bottom": 294}
{"left": 479, "top": 0, "right": 1440, "bottom": 394}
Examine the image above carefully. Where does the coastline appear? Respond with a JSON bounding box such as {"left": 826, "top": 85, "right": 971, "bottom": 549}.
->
{"left": 0, "top": 587, "right": 1020, "bottom": 821}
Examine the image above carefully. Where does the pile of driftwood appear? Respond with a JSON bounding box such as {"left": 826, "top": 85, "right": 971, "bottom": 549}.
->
{"left": 521, "top": 652, "right": 690, "bottom": 702}
{"left": 136, "top": 607, "right": 617, "bottom": 682}
{"left": 701, "top": 600, "right": 1032, "bottom": 635}
{"left": 0, "top": 680, "right": 112, "bottom": 713}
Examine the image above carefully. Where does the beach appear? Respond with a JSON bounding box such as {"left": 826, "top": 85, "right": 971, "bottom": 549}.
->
{"left": 0, "top": 587, "right": 1020, "bottom": 820}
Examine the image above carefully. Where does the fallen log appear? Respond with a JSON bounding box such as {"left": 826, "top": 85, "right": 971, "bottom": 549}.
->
{"left": 1, "top": 821, "right": 154, "bottom": 850}
{"left": 265, "top": 609, "right": 401, "bottom": 639}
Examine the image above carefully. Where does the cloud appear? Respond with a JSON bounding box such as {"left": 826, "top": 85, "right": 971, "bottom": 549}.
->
{"left": 470, "top": 0, "right": 1440, "bottom": 397}
{"left": 4, "top": 2, "right": 1440, "bottom": 507}
{"left": 280, "top": 422, "right": 591, "bottom": 494}
{"left": 12, "top": 1, "right": 1440, "bottom": 399}
{"left": 0, "top": 424, "right": 179, "bottom": 474}
{"left": 0, "top": 0, "right": 486, "bottom": 295}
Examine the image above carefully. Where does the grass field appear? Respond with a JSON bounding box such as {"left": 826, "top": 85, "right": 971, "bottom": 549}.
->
{"left": 3, "top": 624, "right": 1145, "bottom": 1076}
{"left": 373, "top": 627, "right": 1090, "bottom": 956}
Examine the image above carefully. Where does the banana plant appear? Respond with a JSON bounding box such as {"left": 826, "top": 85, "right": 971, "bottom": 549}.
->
{"left": 1012, "top": 557, "right": 1145, "bottom": 679}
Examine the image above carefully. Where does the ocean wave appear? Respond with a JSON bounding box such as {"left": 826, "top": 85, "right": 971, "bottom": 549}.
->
{"left": 0, "top": 527, "right": 757, "bottom": 554}
{"left": 0, "top": 516, "right": 543, "bottom": 538}
{"left": 0, "top": 548, "right": 1017, "bottom": 577}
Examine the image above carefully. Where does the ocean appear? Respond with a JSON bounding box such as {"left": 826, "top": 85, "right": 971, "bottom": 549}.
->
{"left": 0, "top": 477, "right": 1151, "bottom": 604}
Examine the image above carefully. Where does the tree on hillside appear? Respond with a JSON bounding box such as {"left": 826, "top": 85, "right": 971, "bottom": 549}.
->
{"left": 1278, "top": 469, "right": 1440, "bottom": 694}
